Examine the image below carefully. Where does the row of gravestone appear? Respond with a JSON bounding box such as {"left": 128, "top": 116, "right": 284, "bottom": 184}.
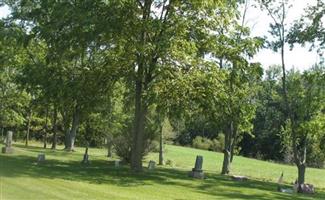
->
{"left": 2, "top": 131, "right": 47, "bottom": 164}
{"left": 0, "top": 131, "right": 255, "bottom": 182}
{"left": 0, "top": 130, "right": 203, "bottom": 178}
{"left": 0, "top": 131, "right": 199, "bottom": 172}
{"left": 80, "top": 147, "right": 157, "bottom": 170}
{"left": 2, "top": 131, "right": 314, "bottom": 194}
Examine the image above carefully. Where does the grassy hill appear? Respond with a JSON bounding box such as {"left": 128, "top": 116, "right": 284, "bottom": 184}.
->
{"left": 1, "top": 142, "right": 324, "bottom": 200}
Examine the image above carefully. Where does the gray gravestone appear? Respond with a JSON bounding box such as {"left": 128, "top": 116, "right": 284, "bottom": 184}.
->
{"left": 2, "top": 131, "right": 14, "bottom": 154}
{"left": 37, "top": 154, "right": 46, "bottom": 163}
{"left": 81, "top": 147, "right": 89, "bottom": 164}
{"left": 115, "top": 160, "right": 120, "bottom": 168}
{"left": 189, "top": 155, "right": 204, "bottom": 179}
{"left": 193, "top": 155, "right": 203, "bottom": 172}
{"left": 148, "top": 160, "right": 156, "bottom": 170}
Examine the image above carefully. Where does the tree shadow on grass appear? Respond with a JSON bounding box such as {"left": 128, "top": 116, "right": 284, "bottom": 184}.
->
{"left": 13, "top": 144, "right": 81, "bottom": 156}
{"left": 1, "top": 151, "right": 324, "bottom": 200}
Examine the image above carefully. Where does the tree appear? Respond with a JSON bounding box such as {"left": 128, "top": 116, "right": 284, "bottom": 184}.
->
{"left": 260, "top": 0, "right": 325, "bottom": 186}
{"left": 114, "top": 0, "right": 243, "bottom": 171}
{"left": 5, "top": 0, "right": 119, "bottom": 151}
{"left": 213, "top": 1, "right": 263, "bottom": 174}
{"left": 282, "top": 68, "right": 325, "bottom": 186}
{"left": 241, "top": 66, "right": 286, "bottom": 161}
{"left": 0, "top": 19, "right": 30, "bottom": 140}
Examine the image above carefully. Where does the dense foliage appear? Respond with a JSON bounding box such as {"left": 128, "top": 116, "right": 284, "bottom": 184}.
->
{"left": 0, "top": 0, "right": 324, "bottom": 185}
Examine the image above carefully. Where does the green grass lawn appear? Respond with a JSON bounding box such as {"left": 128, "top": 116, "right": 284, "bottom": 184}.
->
{"left": 1, "top": 142, "right": 324, "bottom": 200}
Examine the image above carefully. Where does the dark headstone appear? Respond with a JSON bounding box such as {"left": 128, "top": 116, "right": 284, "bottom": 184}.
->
{"left": 81, "top": 147, "right": 89, "bottom": 164}
{"left": 148, "top": 160, "right": 156, "bottom": 170}
{"left": 193, "top": 155, "right": 203, "bottom": 172}
{"left": 2, "top": 131, "right": 14, "bottom": 154}
{"left": 189, "top": 155, "right": 204, "bottom": 179}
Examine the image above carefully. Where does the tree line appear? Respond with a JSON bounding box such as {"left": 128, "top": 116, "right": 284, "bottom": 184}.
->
{"left": 0, "top": 0, "right": 324, "bottom": 187}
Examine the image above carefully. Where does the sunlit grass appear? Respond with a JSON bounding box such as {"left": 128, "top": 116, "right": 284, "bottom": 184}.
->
{"left": 0, "top": 142, "right": 324, "bottom": 200}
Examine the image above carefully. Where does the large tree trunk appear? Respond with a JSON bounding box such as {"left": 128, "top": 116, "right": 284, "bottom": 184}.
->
{"left": 130, "top": 0, "right": 151, "bottom": 171}
{"left": 297, "top": 163, "right": 306, "bottom": 185}
{"left": 43, "top": 132, "right": 47, "bottom": 148}
{"left": 292, "top": 126, "right": 307, "bottom": 189}
{"left": 107, "top": 143, "right": 112, "bottom": 157}
{"left": 64, "top": 129, "right": 70, "bottom": 149}
{"left": 107, "top": 135, "right": 113, "bottom": 157}
{"left": 25, "top": 108, "right": 32, "bottom": 147}
{"left": 230, "top": 126, "right": 238, "bottom": 163}
{"left": 1, "top": 127, "right": 4, "bottom": 142}
{"left": 51, "top": 107, "right": 58, "bottom": 150}
{"left": 222, "top": 149, "right": 231, "bottom": 175}
{"left": 69, "top": 105, "right": 80, "bottom": 151}
{"left": 130, "top": 78, "right": 147, "bottom": 171}
{"left": 159, "top": 126, "right": 164, "bottom": 165}
{"left": 221, "top": 121, "right": 233, "bottom": 175}
{"left": 62, "top": 110, "right": 71, "bottom": 150}
{"left": 294, "top": 139, "right": 307, "bottom": 187}
{"left": 43, "top": 106, "right": 49, "bottom": 149}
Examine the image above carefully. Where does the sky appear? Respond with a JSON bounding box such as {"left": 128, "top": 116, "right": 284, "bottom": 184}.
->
{"left": 245, "top": 0, "right": 322, "bottom": 71}
{"left": 0, "top": 2, "right": 323, "bottom": 71}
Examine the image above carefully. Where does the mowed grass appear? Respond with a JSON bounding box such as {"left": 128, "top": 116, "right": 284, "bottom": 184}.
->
{"left": 0, "top": 142, "right": 324, "bottom": 200}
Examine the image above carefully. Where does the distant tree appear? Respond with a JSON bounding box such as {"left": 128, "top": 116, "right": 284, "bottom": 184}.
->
{"left": 282, "top": 68, "right": 325, "bottom": 184}
{"left": 241, "top": 66, "right": 285, "bottom": 161}
{"left": 0, "top": 19, "right": 30, "bottom": 140}
{"left": 260, "top": 0, "right": 325, "bottom": 186}
{"left": 288, "top": 0, "right": 325, "bottom": 55}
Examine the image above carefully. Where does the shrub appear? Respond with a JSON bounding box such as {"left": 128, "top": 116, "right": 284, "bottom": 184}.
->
{"left": 192, "top": 136, "right": 212, "bottom": 151}
{"left": 217, "top": 133, "right": 225, "bottom": 151}
{"left": 113, "top": 133, "right": 156, "bottom": 163}
{"left": 113, "top": 134, "right": 132, "bottom": 163}
{"left": 165, "top": 159, "right": 175, "bottom": 167}
{"left": 192, "top": 134, "right": 225, "bottom": 152}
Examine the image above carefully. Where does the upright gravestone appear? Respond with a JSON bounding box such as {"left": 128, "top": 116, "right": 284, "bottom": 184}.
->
{"left": 148, "top": 160, "right": 156, "bottom": 170}
{"left": 189, "top": 155, "right": 204, "bottom": 179}
{"left": 81, "top": 147, "right": 89, "bottom": 165}
{"left": 115, "top": 160, "right": 120, "bottom": 168}
{"left": 37, "top": 154, "right": 46, "bottom": 163}
{"left": 2, "top": 131, "right": 14, "bottom": 154}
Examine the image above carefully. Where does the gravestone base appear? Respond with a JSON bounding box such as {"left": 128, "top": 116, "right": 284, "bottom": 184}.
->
{"left": 2, "top": 147, "right": 14, "bottom": 154}
{"left": 297, "top": 184, "right": 315, "bottom": 194}
{"left": 81, "top": 155, "right": 90, "bottom": 165}
{"left": 189, "top": 170, "right": 204, "bottom": 179}
{"left": 231, "top": 175, "right": 248, "bottom": 182}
